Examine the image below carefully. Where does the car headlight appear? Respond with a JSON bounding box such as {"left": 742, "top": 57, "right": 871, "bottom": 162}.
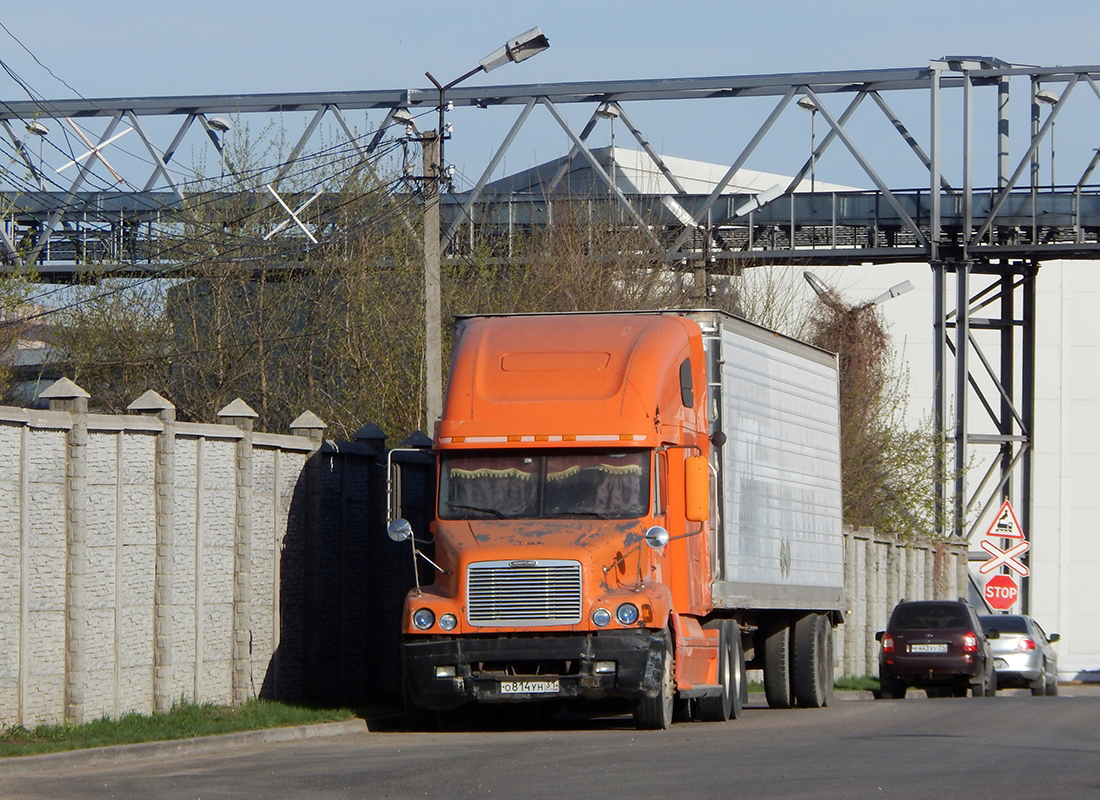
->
{"left": 439, "top": 613, "right": 458, "bottom": 631}
{"left": 615, "top": 603, "right": 640, "bottom": 625}
{"left": 412, "top": 608, "right": 436, "bottom": 630}
{"left": 592, "top": 608, "right": 612, "bottom": 627}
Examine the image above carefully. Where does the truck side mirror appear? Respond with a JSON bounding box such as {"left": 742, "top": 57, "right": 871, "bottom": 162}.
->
{"left": 387, "top": 518, "right": 414, "bottom": 542}
{"left": 685, "top": 455, "right": 709, "bottom": 522}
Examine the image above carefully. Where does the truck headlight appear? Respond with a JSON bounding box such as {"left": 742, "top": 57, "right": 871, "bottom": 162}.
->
{"left": 615, "top": 603, "right": 640, "bottom": 625}
{"left": 592, "top": 608, "right": 612, "bottom": 627}
{"left": 439, "top": 613, "right": 458, "bottom": 631}
{"left": 412, "top": 608, "right": 436, "bottom": 630}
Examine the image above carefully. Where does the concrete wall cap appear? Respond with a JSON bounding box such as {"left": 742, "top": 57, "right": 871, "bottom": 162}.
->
{"left": 289, "top": 410, "right": 326, "bottom": 430}
{"left": 127, "top": 389, "right": 175, "bottom": 413}
{"left": 39, "top": 377, "right": 90, "bottom": 400}
{"left": 218, "top": 398, "right": 258, "bottom": 419}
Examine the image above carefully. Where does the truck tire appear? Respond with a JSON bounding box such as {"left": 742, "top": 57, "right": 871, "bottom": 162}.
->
{"left": 698, "top": 622, "right": 733, "bottom": 722}
{"left": 763, "top": 618, "right": 793, "bottom": 709}
{"left": 403, "top": 680, "right": 439, "bottom": 732}
{"left": 634, "top": 635, "right": 675, "bottom": 730}
{"left": 793, "top": 613, "right": 833, "bottom": 708}
{"left": 728, "top": 620, "right": 746, "bottom": 720}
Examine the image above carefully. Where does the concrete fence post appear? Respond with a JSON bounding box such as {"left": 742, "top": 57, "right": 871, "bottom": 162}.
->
{"left": 40, "top": 378, "right": 90, "bottom": 724}
{"left": 219, "top": 399, "right": 258, "bottom": 706}
{"left": 128, "top": 390, "right": 176, "bottom": 712}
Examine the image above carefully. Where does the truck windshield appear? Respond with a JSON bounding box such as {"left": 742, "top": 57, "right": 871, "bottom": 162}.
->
{"left": 438, "top": 449, "right": 650, "bottom": 520}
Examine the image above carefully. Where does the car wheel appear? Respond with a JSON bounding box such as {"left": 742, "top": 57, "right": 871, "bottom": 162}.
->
{"left": 879, "top": 676, "right": 906, "bottom": 699}
{"left": 1045, "top": 668, "right": 1059, "bottom": 696}
{"left": 984, "top": 670, "right": 997, "bottom": 698}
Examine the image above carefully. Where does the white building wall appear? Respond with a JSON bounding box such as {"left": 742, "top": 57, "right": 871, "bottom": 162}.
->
{"left": 785, "top": 259, "right": 1100, "bottom": 681}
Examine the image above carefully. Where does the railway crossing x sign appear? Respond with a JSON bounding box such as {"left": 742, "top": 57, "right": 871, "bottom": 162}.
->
{"left": 978, "top": 539, "right": 1030, "bottom": 576}
{"left": 977, "top": 499, "right": 1029, "bottom": 577}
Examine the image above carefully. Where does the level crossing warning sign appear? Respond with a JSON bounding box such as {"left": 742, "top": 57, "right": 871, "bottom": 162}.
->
{"left": 985, "top": 499, "right": 1025, "bottom": 540}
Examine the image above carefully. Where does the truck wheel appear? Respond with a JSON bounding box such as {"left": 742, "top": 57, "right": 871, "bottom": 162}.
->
{"left": 634, "top": 636, "right": 675, "bottom": 730}
{"left": 763, "top": 618, "right": 793, "bottom": 709}
{"left": 793, "top": 613, "right": 833, "bottom": 708}
{"left": 728, "top": 620, "right": 745, "bottom": 720}
{"left": 698, "top": 622, "right": 733, "bottom": 722}
{"left": 403, "top": 680, "right": 439, "bottom": 732}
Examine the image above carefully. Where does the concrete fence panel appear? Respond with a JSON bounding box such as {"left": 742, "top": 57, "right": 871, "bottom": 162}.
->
{"left": 838, "top": 527, "right": 969, "bottom": 679}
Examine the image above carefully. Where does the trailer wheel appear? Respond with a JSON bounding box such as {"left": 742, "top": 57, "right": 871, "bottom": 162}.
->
{"left": 698, "top": 622, "right": 733, "bottom": 722}
{"left": 793, "top": 613, "right": 833, "bottom": 708}
{"left": 728, "top": 620, "right": 745, "bottom": 720}
{"left": 763, "top": 618, "right": 793, "bottom": 709}
{"left": 634, "top": 635, "right": 675, "bottom": 730}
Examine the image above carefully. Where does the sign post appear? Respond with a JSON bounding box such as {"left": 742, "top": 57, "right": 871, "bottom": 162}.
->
{"left": 976, "top": 498, "right": 1028, "bottom": 613}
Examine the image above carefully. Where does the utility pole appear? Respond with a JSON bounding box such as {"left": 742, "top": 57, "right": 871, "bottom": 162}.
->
{"left": 417, "top": 27, "right": 550, "bottom": 436}
{"left": 423, "top": 131, "right": 442, "bottom": 432}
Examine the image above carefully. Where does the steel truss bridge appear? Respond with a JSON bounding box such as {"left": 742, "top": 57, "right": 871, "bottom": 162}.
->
{"left": 3, "top": 57, "right": 1100, "bottom": 583}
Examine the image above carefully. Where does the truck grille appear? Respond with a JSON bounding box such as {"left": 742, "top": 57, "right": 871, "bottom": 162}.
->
{"left": 466, "top": 560, "right": 583, "bottom": 627}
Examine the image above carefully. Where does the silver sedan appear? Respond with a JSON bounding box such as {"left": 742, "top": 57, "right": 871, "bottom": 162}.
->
{"left": 979, "top": 614, "right": 1060, "bottom": 695}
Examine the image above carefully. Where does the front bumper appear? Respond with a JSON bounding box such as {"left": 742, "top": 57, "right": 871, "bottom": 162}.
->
{"left": 403, "top": 629, "right": 666, "bottom": 711}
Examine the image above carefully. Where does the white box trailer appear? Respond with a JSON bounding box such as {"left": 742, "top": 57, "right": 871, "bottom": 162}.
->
{"left": 690, "top": 311, "right": 846, "bottom": 613}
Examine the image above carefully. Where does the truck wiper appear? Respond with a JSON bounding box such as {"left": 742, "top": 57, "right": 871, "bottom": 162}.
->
{"left": 449, "top": 503, "right": 510, "bottom": 519}
{"left": 544, "top": 511, "right": 612, "bottom": 520}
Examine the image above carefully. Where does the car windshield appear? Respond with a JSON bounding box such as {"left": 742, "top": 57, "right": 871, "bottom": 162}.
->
{"left": 438, "top": 449, "right": 650, "bottom": 520}
{"left": 980, "top": 615, "right": 1028, "bottom": 634}
{"left": 891, "top": 604, "right": 968, "bottom": 630}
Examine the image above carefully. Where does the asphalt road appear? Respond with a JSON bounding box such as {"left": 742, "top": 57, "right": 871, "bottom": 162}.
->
{"left": 3, "top": 690, "right": 1099, "bottom": 799}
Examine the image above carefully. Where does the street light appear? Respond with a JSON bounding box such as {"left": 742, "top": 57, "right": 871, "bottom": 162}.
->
{"left": 425, "top": 27, "right": 550, "bottom": 193}
{"left": 207, "top": 117, "right": 232, "bottom": 177}
{"left": 24, "top": 120, "right": 48, "bottom": 189}
{"left": 797, "top": 95, "right": 818, "bottom": 193}
{"left": 1036, "top": 88, "right": 1059, "bottom": 190}
{"left": 420, "top": 28, "right": 550, "bottom": 432}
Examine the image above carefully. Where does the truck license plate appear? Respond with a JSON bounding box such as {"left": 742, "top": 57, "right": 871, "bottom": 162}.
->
{"left": 500, "top": 679, "right": 559, "bottom": 694}
{"left": 909, "top": 643, "right": 948, "bottom": 654}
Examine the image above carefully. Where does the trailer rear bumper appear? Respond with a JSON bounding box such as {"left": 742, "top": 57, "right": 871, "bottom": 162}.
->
{"left": 403, "top": 629, "right": 666, "bottom": 710}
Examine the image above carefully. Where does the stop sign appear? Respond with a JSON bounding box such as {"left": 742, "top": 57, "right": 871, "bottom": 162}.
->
{"left": 984, "top": 574, "right": 1019, "bottom": 610}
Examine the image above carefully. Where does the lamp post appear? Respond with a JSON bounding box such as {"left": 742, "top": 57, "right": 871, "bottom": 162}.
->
{"left": 420, "top": 27, "right": 550, "bottom": 432}
{"left": 207, "top": 116, "right": 232, "bottom": 178}
{"left": 797, "top": 95, "right": 817, "bottom": 194}
{"left": 1036, "top": 88, "right": 1059, "bottom": 191}
{"left": 24, "top": 120, "right": 48, "bottom": 190}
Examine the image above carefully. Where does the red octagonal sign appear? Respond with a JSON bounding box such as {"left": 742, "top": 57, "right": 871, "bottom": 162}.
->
{"left": 984, "top": 574, "right": 1019, "bottom": 610}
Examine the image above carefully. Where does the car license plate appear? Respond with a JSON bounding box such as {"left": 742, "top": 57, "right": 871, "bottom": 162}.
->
{"left": 500, "top": 679, "right": 559, "bottom": 694}
{"left": 909, "top": 643, "right": 948, "bottom": 654}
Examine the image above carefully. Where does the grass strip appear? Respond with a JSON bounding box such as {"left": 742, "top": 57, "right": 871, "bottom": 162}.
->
{"left": 0, "top": 699, "right": 359, "bottom": 758}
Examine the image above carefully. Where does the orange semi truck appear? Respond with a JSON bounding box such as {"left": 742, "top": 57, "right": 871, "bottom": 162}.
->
{"left": 387, "top": 310, "right": 845, "bottom": 729}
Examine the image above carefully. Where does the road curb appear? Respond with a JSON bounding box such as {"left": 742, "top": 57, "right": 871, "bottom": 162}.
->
{"left": 0, "top": 718, "right": 368, "bottom": 777}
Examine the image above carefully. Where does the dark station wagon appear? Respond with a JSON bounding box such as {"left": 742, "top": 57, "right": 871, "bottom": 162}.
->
{"left": 876, "top": 599, "right": 999, "bottom": 699}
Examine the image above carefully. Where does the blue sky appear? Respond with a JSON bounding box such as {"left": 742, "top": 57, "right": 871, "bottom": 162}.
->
{"left": 2, "top": 1, "right": 1099, "bottom": 189}
{"left": 3, "top": 1, "right": 1096, "bottom": 96}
